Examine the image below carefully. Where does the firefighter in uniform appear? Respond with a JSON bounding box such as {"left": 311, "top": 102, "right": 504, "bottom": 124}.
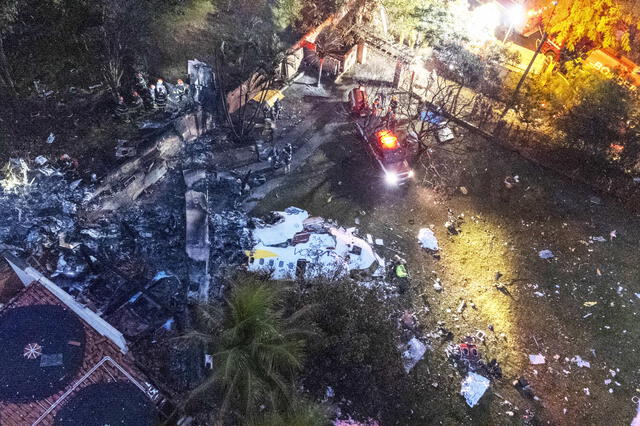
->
{"left": 263, "top": 118, "right": 275, "bottom": 144}
{"left": 135, "top": 72, "right": 148, "bottom": 95}
{"left": 390, "top": 96, "right": 398, "bottom": 113}
{"left": 173, "top": 79, "right": 187, "bottom": 103}
{"left": 155, "top": 79, "right": 168, "bottom": 110}
{"left": 146, "top": 84, "right": 156, "bottom": 110}
{"left": 115, "top": 96, "right": 130, "bottom": 122}
{"left": 371, "top": 96, "right": 382, "bottom": 117}
{"left": 273, "top": 99, "right": 283, "bottom": 120}
{"left": 130, "top": 91, "right": 144, "bottom": 115}
{"left": 282, "top": 143, "right": 293, "bottom": 174}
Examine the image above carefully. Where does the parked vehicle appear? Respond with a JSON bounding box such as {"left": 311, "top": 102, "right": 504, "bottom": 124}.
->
{"left": 535, "top": 38, "right": 640, "bottom": 90}
{"left": 355, "top": 121, "right": 414, "bottom": 186}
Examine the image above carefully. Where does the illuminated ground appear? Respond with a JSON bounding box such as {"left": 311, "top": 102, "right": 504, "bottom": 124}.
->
{"left": 253, "top": 82, "right": 640, "bottom": 424}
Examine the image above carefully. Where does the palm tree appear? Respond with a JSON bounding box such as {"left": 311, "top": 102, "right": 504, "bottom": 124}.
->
{"left": 313, "top": 28, "right": 344, "bottom": 88}
{"left": 182, "top": 275, "right": 315, "bottom": 424}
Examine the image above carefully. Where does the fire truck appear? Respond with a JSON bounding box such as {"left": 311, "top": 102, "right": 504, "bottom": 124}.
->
{"left": 349, "top": 87, "right": 414, "bottom": 186}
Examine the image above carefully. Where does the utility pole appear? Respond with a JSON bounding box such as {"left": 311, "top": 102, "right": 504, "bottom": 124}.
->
{"left": 496, "top": 1, "right": 558, "bottom": 128}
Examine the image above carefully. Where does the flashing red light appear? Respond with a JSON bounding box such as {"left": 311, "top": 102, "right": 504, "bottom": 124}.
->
{"left": 610, "top": 143, "right": 624, "bottom": 153}
{"left": 376, "top": 129, "right": 398, "bottom": 150}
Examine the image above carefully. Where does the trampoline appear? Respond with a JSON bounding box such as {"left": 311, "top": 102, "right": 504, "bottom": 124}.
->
{"left": 0, "top": 305, "right": 85, "bottom": 402}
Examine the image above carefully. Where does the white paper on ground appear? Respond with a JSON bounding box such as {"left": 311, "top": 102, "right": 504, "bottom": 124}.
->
{"left": 460, "top": 372, "right": 490, "bottom": 407}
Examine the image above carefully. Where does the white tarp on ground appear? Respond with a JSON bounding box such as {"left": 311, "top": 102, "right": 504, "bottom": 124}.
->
{"left": 460, "top": 372, "right": 490, "bottom": 407}
{"left": 403, "top": 337, "right": 427, "bottom": 373}
{"left": 246, "top": 207, "right": 384, "bottom": 280}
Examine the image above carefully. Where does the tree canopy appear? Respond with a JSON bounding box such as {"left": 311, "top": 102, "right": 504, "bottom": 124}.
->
{"left": 183, "top": 276, "right": 316, "bottom": 424}
{"left": 536, "top": 0, "right": 640, "bottom": 51}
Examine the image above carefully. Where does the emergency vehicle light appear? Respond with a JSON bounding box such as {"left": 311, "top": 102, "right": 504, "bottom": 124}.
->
{"left": 376, "top": 129, "right": 398, "bottom": 150}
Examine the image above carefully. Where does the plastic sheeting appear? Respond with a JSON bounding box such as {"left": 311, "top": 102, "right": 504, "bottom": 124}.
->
{"left": 460, "top": 372, "right": 490, "bottom": 407}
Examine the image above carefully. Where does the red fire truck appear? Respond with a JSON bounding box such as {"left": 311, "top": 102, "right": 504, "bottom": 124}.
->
{"left": 349, "top": 87, "right": 414, "bottom": 186}
{"left": 354, "top": 123, "right": 414, "bottom": 186}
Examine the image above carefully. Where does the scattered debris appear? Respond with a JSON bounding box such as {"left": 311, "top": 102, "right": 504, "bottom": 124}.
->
{"left": 504, "top": 176, "right": 519, "bottom": 189}
{"left": 459, "top": 186, "right": 468, "bottom": 195}
{"left": 538, "top": 249, "right": 554, "bottom": 259}
{"left": 460, "top": 372, "right": 490, "bottom": 407}
{"left": 529, "top": 354, "right": 546, "bottom": 365}
{"left": 46, "top": 132, "right": 55, "bottom": 144}
{"left": 433, "top": 278, "right": 443, "bottom": 292}
{"left": 403, "top": 337, "right": 428, "bottom": 373}
{"left": 571, "top": 356, "right": 591, "bottom": 368}
{"left": 417, "top": 228, "right": 439, "bottom": 251}
{"left": 245, "top": 207, "right": 384, "bottom": 280}
{"left": 583, "top": 301, "right": 598, "bottom": 307}
{"left": 513, "top": 376, "right": 535, "bottom": 399}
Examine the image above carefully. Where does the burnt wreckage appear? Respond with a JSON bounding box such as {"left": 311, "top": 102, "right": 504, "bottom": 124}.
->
{"left": 0, "top": 61, "right": 263, "bottom": 397}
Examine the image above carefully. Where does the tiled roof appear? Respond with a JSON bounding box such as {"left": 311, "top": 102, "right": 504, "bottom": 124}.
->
{"left": 0, "top": 280, "right": 163, "bottom": 425}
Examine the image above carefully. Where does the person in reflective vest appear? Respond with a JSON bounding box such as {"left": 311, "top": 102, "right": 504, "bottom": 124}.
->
{"left": 173, "top": 79, "right": 187, "bottom": 103}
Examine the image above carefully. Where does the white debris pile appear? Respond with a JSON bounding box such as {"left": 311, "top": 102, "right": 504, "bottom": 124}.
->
{"left": 571, "top": 355, "right": 591, "bottom": 368}
{"left": 402, "top": 337, "right": 428, "bottom": 373}
{"left": 417, "top": 228, "right": 439, "bottom": 251}
{"left": 460, "top": 372, "right": 490, "bottom": 407}
{"left": 538, "top": 249, "right": 554, "bottom": 259}
{"left": 246, "top": 207, "right": 384, "bottom": 280}
{"left": 529, "top": 354, "right": 546, "bottom": 365}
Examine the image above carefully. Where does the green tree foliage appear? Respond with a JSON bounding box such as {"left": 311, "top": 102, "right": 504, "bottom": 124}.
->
{"left": 518, "top": 62, "right": 639, "bottom": 167}
{"left": 555, "top": 67, "right": 633, "bottom": 155}
{"left": 381, "top": 0, "right": 422, "bottom": 38}
{"left": 183, "top": 276, "right": 316, "bottom": 424}
{"left": 85, "top": 0, "right": 154, "bottom": 100}
{"left": 1, "top": 0, "right": 174, "bottom": 96}
{"left": 271, "top": 0, "right": 303, "bottom": 32}
{"left": 433, "top": 41, "right": 519, "bottom": 95}
{"left": 536, "top": 0, "right": 640, "bottom": 51}
{"left": 297, "top": 0, "right": 349, "bottom": 33}
{"left": 294, "top": 280, "right": 407, "bottom": 422}
{"left": 414, "top": 0, "right": 469, "bottom": 49}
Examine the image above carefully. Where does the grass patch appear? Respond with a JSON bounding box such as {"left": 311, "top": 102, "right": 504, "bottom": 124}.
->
{"left": 151, "top": 0, "right": 217, "bottom": 79}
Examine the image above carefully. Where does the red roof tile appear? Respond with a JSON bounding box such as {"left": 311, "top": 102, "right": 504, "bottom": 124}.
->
{"left": 0, "top": 281, "right": 165, "bottom": 425}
